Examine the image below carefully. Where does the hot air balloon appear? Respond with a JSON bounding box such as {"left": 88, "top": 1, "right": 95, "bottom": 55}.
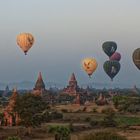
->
{"left": 102, "top": 41, "right": 117, "bottom": 57}
{"left": 103, "top": 60, "right": 120, "bottom": 81}
{"left": 82, "top": 58, "right": 98, "bottom": 77}
{"left": 17, "top": 33, "right": 34, "bottom": 55}
{"left": 110, "top": 52, "right": 121, "bottom": 61}
{"left": 133, "top": 48, "right": 140, "bottom": 70}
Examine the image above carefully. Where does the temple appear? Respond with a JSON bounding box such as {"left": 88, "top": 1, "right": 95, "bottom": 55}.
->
{"left": 33, "top": 72, "right": 46, "bottom": 96}
{"left": 96, "top": 93, "right": 108, "bottom": 105}
{"left": 3, "top": 88, "right": 19, "bottom": 126}
{"left": 3, "top": 85, "right": 10, "bottom": 97}
{"left": 63, "top": 73, "right": 81, "bottom": 95}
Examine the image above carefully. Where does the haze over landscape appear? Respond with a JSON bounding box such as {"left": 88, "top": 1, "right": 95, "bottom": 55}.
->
{"left": 0, "top": 0, "right": 140, "bottom": 88}
{"left": 1, "top": 1, "right": 140, "bottom": 140}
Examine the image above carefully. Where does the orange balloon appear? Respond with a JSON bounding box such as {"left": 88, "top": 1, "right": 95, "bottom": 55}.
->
{"left": 17, "top": 33, "right": 34, "bottom": 55}
{"left": 82, "top": 58, "right": 98, "bottom": 77}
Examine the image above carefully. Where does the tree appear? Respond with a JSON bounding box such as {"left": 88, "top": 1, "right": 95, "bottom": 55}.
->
{"left": 112, "top": 96, "right": 129, "bottom": 109}
{"left": 48, "top": 125, "right": 71, "bottom": 140}
{"left": 14, "top": 93, "right": 48, "bottom": 135}
{"left": 102, "top": 108, "right": 117, "bottom": 127}
{"left": 113, "top": 96, "right": 140, "bottom": 113}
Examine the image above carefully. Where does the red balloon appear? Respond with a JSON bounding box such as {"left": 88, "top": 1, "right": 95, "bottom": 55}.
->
{"left": 110, "top": 52, "right": 121, "bottom": 61}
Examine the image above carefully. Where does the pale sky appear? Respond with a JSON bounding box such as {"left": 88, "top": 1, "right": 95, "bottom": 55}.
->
{"left": 0, "top": 0, "right": 140, "bottom": 88}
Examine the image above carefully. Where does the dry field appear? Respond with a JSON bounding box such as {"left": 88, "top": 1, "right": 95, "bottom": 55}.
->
{"left": 54, "top": 102, "right": 117, "bottom": 113}
{"left": 0, "top": 126, "right": 140, "bottom": 140}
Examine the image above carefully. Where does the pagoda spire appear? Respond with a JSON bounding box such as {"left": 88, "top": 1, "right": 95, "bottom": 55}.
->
{"left": 69, "top": 73, "right": 77, "bottom": 87}
{"left": 38, "top": 72, "right": 43, "bottom": 80}
{"left": 70, "top": 73, "right": 76, "bottom": 81}
{"left": 34, "top": 72, "right": 45, "bottom": 91}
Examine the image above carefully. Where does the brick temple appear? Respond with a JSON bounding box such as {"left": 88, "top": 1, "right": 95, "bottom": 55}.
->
{"left": 3, "top": 88, "right": 19, "bottom": 126}
{"left": 63, "top": 73, "right": 81, "bottom": 96}
{"left": 33, "top": 72, "right": 46, "bottom": 96}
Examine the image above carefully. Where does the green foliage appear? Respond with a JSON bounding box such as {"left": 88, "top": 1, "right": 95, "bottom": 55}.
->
{"left": 80, "top": 131, "right": 127, "bottom": 140}
{"left": 112, "top": 96, "right": 125, "bottom": 108}
{"left": 14, "top": 93, "right": 48, "bottom": 128}
{"left": 68, "top": 122, "right": 74, "bottom": 132}
{"left": 85, "top": 117, "right": 91, "bottom": 122}
{"left": 50, "top": 111, "right": 63, "bottom": 120}
{"left": 113, "top": 96, "right": 140, "bottom": 113}
{"left": 116, "top": 116, "right": 140, "bottom": 126}
{"left": 0, "top": 112, "right": 4, "bottom": 126}
{"left": 42, "top": 111, "right": 63, "bottom": 122}
{"left": 6, "top": 136, "right": 21, "bottom": 140}
{"left": 48, "top": 125, "right": 71, "bottom": 140}
{"left": 101, "top": 108, "right": 117, "bottom": 127}
{"left": 90, "top": 120, "right": 99, "bottom": 127}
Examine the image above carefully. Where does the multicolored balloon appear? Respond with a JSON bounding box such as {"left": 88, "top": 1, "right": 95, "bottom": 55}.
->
{"left": 82, "top": 58, "right": 98, "bottom": 77}
{"left": 103, "top": 60, "right": 120, "bottom": 81}
{"left": 110, "top": 52, "right": 121, "bottom": 61}
{"left": 17, "top": 33, "right": 34, "bottom": 55}
{"left": 102, "top": 41, "right": 117, "bottom": 57}
{"left": 133, "top": 48, "right": 140, "bottom": 70}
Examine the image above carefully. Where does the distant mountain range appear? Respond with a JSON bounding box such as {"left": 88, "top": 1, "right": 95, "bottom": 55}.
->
{"left": 81, "top": 82, "right": 140, "bottom": 89}
{"left": 0, "top": 81, "right": 139, "bottom": 90}
{"left": 0, "top": 81, "right": 64, "bottom": 90}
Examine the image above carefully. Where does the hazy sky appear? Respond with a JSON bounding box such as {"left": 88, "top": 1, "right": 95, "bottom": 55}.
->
{"left": 0, "top": 0, "right": 140, "bottom": 88}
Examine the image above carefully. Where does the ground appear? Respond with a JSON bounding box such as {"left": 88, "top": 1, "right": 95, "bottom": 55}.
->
{"left": 1, "top": 125, "right": 140, "bottom": 140}
{"left": 0, "top": 104, "right": 140, "bottom": 140}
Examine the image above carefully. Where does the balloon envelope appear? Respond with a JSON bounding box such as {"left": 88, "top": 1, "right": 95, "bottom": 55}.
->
{"left": 110, "top": 52, "right": 121, "bottom": 61}
{"left": 102, "top": 41, "right": 117, "bottom": 57}
{"left": 103, "top": 60, "right": 120, "bottom": 81}
{"left": 133, "top": 48, "right": 140, "bottom": 70}
{"left": 82, "top": 58, "right": 98, "bottom": 77}
{"left": 17, "top": 33, "right": 34, "bottom": 55}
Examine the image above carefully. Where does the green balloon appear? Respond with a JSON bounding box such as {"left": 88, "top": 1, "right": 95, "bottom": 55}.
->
{"left": 102, "top": 41, "right": 117, "bottom": 57}
{"left": 133, "top": 48, "right": 140, "bottom": 70}
{"left": 103, "top": 60, "right": 120, "bottom": 81}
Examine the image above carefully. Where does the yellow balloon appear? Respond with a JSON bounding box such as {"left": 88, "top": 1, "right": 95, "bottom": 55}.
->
{"left": 82, "top": 58, "right": 98, "bottom": 77}
{"left": 17, "top": 33, "right": 34, "bottom": 55}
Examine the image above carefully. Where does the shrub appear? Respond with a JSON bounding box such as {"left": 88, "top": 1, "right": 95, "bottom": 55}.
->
{"left": 48, "top": 125, "right": 71, "bottom": 140}
{"left": 90, "top": 120, "right": 99, "bottom": 127}
{"left": 43, "top": 111, "right": 63, "bottom": 122}
{"left": 101, "top": 108, "right": 117, "bottom": 127}
{"left": 92, "top": 107, "right": 97, "bottom": 113}
{"left": 69, "top": 122, "right": 74, "bottom": 132}
{"left": 113, "top": 96, "right": 140, "bottom": 113}
{"left": 50, "top": 111, "right": 63, "bottom": 120}
{"left": 85, "top": 117, "right": 91, "bottom": 122}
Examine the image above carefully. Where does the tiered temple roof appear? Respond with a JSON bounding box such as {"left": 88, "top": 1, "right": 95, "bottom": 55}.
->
{"left": 4, "top": 88, "right": 19, "bottom": 126}
{"left": 5, "top": 88, "right": 18, "bottom": 112}
{"left": 63, "top": 73, "right": 81, "bottom": 95}
{"left": 34, "top": 72, "right": 45, "bottom": 90}
{"left": 33, "top": 72, "right": 46, "bottom": 96}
